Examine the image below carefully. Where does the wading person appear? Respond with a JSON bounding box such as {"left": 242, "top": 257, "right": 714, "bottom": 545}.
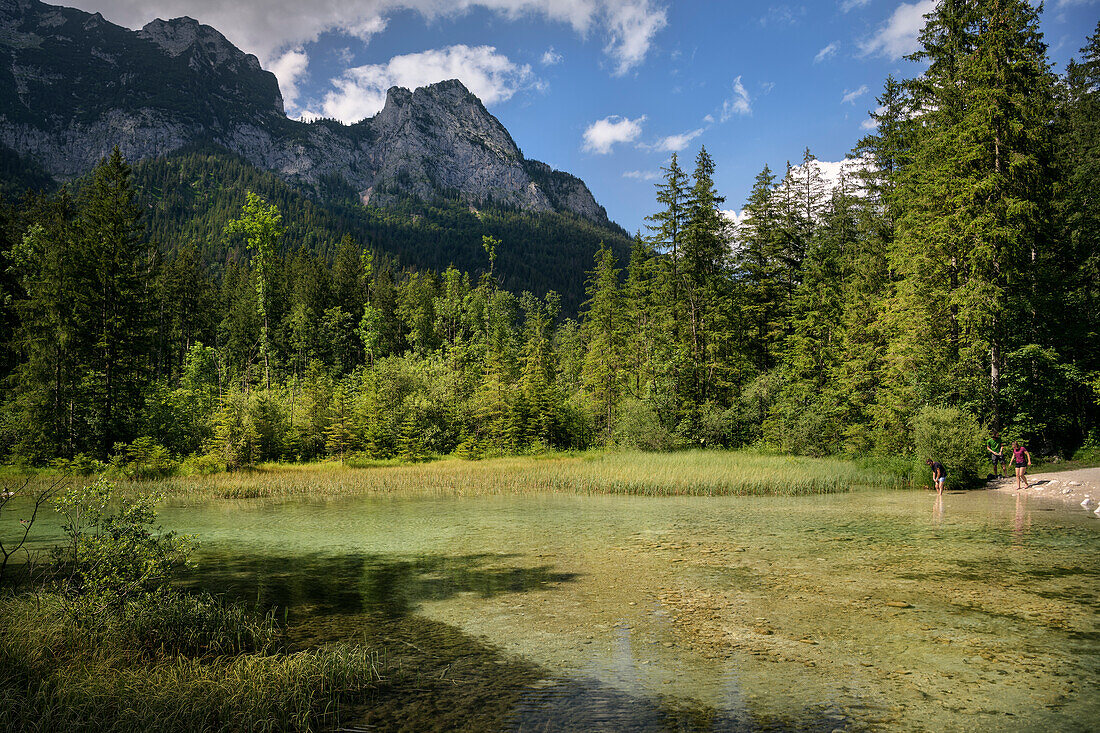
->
{"left": 986, "top": 431, "right": 1005, "bottom": 479}
{"left": 1011, "top": 441, "right": 1031, "bottom": 491}
{"left": 926, "top": 459, "right": 947, "bottom": 495}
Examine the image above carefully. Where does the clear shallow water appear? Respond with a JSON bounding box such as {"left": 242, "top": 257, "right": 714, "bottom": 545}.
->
{"left": 14, "top": 488, "right": 1100, "bottom": 730}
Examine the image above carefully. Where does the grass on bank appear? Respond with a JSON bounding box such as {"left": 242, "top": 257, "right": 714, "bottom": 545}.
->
{"left": 0, "top": 590, "right": 382, "bottom": 733}
{"left": 135, "top": 450, "right": 914, "bottom": 501}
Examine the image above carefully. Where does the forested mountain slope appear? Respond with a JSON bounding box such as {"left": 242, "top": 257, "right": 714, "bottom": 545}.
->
{"left": 131, "top": 147, "right": 630, "bottom": 312}
{"left": 0, "top": 0, "right": 631, "bottom": 308}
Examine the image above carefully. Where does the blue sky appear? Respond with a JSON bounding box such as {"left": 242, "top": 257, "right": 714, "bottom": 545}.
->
{"left": 70, "top": 0, "right": 1100, "bottom": 234}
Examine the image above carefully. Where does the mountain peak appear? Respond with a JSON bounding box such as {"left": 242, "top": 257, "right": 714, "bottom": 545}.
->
{"left": 0, "top": 0, "right": 610, "bottom": 226}
{"left": 138, "top": 16, "right": 262, "bottom": 72}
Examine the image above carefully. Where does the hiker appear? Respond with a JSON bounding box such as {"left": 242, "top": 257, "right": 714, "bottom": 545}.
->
{"left": 986, "top": 431, "right": 1005, "bottom": 479}
{"left": 926, "top": 459, "right": 947, "bottom": 496}
{"left": 1011, "top": 441, "right": 1031, "bottom": 491}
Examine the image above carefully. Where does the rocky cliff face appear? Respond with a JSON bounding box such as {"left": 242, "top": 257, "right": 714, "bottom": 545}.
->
{"left": 0, "top": 0, "right": 610, "bottom": 224}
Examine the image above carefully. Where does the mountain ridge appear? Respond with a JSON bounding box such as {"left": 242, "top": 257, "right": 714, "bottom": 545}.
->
{"left": 0, "top": 0, "right": 613, "bottom": 225}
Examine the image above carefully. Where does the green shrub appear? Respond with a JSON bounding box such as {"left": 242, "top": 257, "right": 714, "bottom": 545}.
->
{"left": 179, "top": 452, "right": 224, "bottom": 475}
{"left": 107, "top": 438, "right": 178, "bottom": 479}
{"left": 613, "top": 398, "right": 677, "bottom": 451}
{"left": 51, "top": 453, "right": 106, "bottom": 476}
{"left": 910, "top": 406, "right": 986, "bottom": 488}
{"left": 52, "top": 479, "right": 192, "bottom": 613}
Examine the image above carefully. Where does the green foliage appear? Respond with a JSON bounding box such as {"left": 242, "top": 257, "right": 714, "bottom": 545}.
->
{"left": 1, "top": 6, "right": 1097, "bottom": 472}
{"left": 909, "top": 406, "right": 986, "bottom": 488}
{"left": 52, "top": 479, "right": 192, "bottom": 611}
{"left": 0, "top": 591, "right": 379, "bottom": 733}
{"left": 612, "top": 398, "right": 677, "bottom": 451}
{"left": 107, "top": 438, "right": 178, "bottom": 480}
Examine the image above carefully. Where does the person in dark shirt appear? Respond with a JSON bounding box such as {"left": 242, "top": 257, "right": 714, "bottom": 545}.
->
{"left": 926, "top": 459, "right": 947, "bottom": 495}
{"left": 986, "top": 431, "right": 1005, "bottom": 479}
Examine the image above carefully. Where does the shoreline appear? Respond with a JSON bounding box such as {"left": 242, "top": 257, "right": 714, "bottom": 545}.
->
{"left": 985, "top": 466, "right": 1100, "bottom": 516}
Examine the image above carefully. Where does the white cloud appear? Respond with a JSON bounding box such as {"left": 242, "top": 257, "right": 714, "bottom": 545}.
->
{"left": 322, "top": 45, "right": 533, "bottom": 123}
{"left": 720, "top": 75, "right": 751, "bottom": 121}
{"left": 840, "top": 0, "right": 871, "bottom": 11}
{"left": 269, "top": 47, "right": 310, "bottom": 113}
{"left": 759, "top": 5, "right": 804, "bottom": 26}
{"left": 649, "top": 128, "right": 704, "bottom": 152}
{"left": 602, "top": 0, "right": 668, "bottom": 75}
{"left": 841, "top": 84, "right": 869, "bottom": 104}
{"left": 814, "top": 41, "right": 839, "bottom": 63}
{"left": 582, "top": 114, "right": 646, "bottom": 154}
{"left": 861, "top": 104, "right": 886, "bottom": 129}
{"left": 859, "top": 0, "right": 935, "bottom": 60}
{"left": 541, "top": 46, "right": 563, "bottom": 65}
{"left": 66, "top": 0, "right": 666, "bottom": 80}
{"left": 344, "top": 14, "right": 389, "bottom": 42}
{"left": 624, "top": 169, "right": 661, "bottom": 181}
{"left": 721, "top": 209, "right": 748, "bottom": 228}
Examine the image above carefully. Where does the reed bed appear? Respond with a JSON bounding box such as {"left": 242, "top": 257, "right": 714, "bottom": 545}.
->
{"left": 142, "top": 450, "right": 910, "bottom": 501}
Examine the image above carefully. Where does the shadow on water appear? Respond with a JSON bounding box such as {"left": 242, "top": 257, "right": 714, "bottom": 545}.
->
{"left": 181, "top": 552, "right": 862, "bottom": 732}
{"left": 181, "top": 551, "right": 579, "bottom": 619}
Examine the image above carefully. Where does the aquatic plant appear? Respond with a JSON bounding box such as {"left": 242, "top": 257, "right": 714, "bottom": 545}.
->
{"left": 141, "top": 450, "right": 909, "bottom": 501}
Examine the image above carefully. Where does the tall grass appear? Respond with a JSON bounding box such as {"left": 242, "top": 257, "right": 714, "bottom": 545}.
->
{"left": 0, "top": 591, "right": 382, "bottom": 733}
{"left": 142, "top": 450, "right": 911, "bottom": 501}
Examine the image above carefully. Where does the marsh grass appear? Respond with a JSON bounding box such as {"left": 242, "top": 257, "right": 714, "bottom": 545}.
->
{"left": 0, "top": 591, "right": 382, "bottom": 733}
{"left": 139, "top": 450, "right": 910, "bottom": 501}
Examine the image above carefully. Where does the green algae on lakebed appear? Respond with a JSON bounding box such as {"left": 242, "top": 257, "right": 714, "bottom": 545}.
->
{"left": 142, "top": 487, "right": 1100, "bottom": 732}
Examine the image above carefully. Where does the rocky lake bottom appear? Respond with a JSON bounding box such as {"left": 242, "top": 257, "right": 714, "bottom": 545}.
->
{"left": 147, "top": 487, "right": 1100, "bottom": 731}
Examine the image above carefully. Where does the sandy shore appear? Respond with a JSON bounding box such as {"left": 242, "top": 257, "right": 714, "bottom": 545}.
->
{"left": 986, "top": 465, "right": 1100, "bottom": 516}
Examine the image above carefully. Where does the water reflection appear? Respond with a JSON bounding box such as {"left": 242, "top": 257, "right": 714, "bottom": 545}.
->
{"left": 183, "top": 551, "right": 579, "bottom": 618}
{"left": 1013, "top": 492, "right": 1032, "bottom": 548}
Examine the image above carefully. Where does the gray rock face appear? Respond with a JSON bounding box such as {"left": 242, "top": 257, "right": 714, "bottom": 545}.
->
{"left": 0, "top": 0, "right": 610, "bottom": 225}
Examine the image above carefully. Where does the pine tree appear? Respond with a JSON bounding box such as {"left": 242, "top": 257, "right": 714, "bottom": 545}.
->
{"left": 733, "top": 165, "right": 784, "bottom": 375}
{"left": 887, "top": 0, "right": 1057, "bottom": 431}
{"left": 645, "top": 153, "right": 689, "bottom": 285}
{"left": 75, "top": 149, "right": 156, "bottom": 458}
{"left": 1052, "top": 23, "right": 1100, "bottom": 438}
{"left": 580, "top": 244, "right": 625, "bottom": 442}
{"left": 680, "top": 146, "right": 730, "bottom": 422}
{"left": 7, "top": 192, "right": 80, "bottom": 460}
{"left": 325, "top": 381, "right": 355, "bottom": 461}
{"left": 519, "top": 291, "right": 560, "bottom": 447}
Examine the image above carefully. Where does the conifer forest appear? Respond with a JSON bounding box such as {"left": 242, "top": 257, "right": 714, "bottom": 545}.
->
{"left": 1, "top": 8, "right": 1097, "bottom": 475}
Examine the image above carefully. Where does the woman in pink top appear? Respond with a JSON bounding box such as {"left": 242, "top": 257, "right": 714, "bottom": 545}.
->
{"left": 1011, "top": 441, "right": 1031, "bottom": 491}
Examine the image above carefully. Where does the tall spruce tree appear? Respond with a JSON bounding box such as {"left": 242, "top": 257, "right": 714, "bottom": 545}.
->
{"left": 8, "top": 192, "right": 79, "bottom": 460}
{"left": 76, "top": 149, "right": 156, "bottom": 457}
{"left": 581, "top": 243, "right": 625, "bottom": 442}
{"left": 680, "top": 146, "right": 730, "bottom": 420}
{"left": 733, "top": 165, "right": 783, "bottom": 375}
{"left": 1053, "top": 23, "right": 1100, "bottom": 439}
{"left": 885, "top": 0, "right": 1056, "bottom": 433}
